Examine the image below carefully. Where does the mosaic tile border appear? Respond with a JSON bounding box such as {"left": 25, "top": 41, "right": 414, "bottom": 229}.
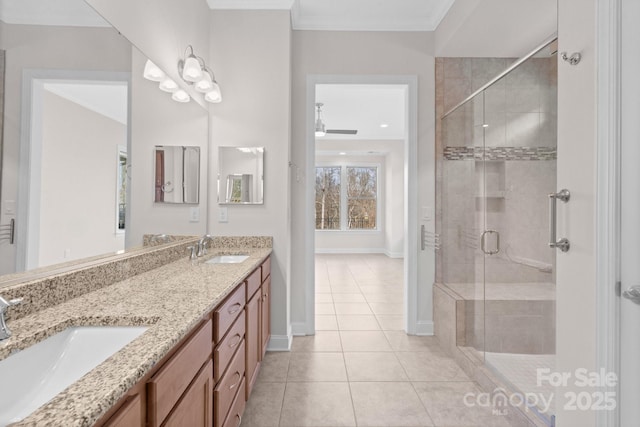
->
{"left": 444, "top": 146, "right": 557, "bottom": 161}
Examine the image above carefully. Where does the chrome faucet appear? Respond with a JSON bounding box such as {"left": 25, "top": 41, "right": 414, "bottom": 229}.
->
{"left": 0, "top": 296, "right": 23, "bottom": 341}
{"left": 197, "top": 235, "right": 214, "bottom": 257}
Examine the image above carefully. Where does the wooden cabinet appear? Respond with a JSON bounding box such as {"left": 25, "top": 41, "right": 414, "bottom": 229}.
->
{"left": 147, "top": 319, "right": 212, "bottom": 427}
{"left": 222, "top": 377, "right": 246, "bottom": 427}
{"left": 260, "top": 276, "right": 271, "bottom": 358}
{"left": 214, "top": 340, "right": 246, "bottom": 427}
{"left": 103, "top": 395, "right": 142, "bottom": 427}
{"left": 95, "top": 254, "right": 271, "bottom": 427}
{"left": 163, "top": 359, "right": 213, "bottom": 427}
{"left": 214, "top": 285, "right": 246, "bottom": 343}
{"left": 245, "top": 288, "right": 261, "bottom": 399}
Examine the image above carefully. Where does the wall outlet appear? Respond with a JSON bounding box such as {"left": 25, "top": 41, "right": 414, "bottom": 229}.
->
{"left": 4, "top": 200, "right": 15, "bottom": 215}
{"left": 219, "top": 207, "right": 228, "bottom": 223}
{"left": 189, "top": 207, "right": 200, "bottom": 222}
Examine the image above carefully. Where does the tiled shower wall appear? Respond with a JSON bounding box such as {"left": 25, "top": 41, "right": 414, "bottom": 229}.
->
{"left": 435, "top": 56, "right": 557, "bottom": 285}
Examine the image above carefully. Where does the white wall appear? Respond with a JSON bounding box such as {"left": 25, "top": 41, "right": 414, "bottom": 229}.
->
{"left": 128, "top": 48, "right": 208, "bottom": 246}
{"left": 315, "top": 139, "right": 404, "bottom": 257}
{"left": 0, "top": 22, "right": 131, "bottom": 275}
{"left": 209, "top": 10, "right": 292, "bottom": 350}
{"left": 555, "top": 0, "right": 598, "bottom": 425}
{"left": 291, "top": 30, "right": 436, "bottom": 333}
{"left": 435, "top": 0, "right": 557, "bottom": 57}
{"left": 39, "top": 91, "right": 125, "bottom": 267}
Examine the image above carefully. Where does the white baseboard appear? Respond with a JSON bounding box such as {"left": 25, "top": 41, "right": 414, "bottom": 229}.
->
{"left": 291, "top": 322, "right": 308, "bottom": 336}
{"left": 315, "top": 248, "right": 386, "bottom": 255}
{"left": 384, "top": 250, "right": 404, "bottom": 258}
{"left": 414, "top": 320, "right": 434, "bottom": 336}
{"left": 266, "top": 334, "right": 292, "bottom": 351}
{"left": 316, "top": 248, "right": 404, "bottom": 258}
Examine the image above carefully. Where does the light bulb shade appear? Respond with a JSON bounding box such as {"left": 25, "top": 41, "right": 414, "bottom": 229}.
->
{"left": 172, "top": 89, "right": 190, "bottom": 103}
{"left": 194, "top": 72, "right": 213, "bottom": 93}
{"left": 143, "top": 60, "right": 165, "bottom": 82}
{"left": 182, "top": 55, "right": 203, "bottom": 82}
{"left": 159, "top": 78, "right": 178, "bottom": 93}
{"left": 204, "top": 82, "right": 222, "bottom": 103}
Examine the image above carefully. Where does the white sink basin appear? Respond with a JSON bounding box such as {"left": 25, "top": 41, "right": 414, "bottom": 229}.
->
{"left": 0, "top": 326, "right": 148, "bottom": 426}
{"left": 206, "top": 255, "right": 249, "bottom": 264}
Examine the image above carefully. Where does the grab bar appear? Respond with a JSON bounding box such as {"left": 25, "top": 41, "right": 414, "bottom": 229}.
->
{"left": 548, "top": 189, "right": 570, "bottom": 252}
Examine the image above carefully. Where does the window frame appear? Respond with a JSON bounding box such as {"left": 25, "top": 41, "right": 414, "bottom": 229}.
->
{"left": 315, "top": 161, "right": 382, "bottom": 233}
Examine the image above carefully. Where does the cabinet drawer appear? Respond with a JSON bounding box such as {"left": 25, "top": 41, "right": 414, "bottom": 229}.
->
{"left": 261, "top": 257, "right": 271, "bottom": 283}
{"left": 214, "top": 285, "right": 246, "bottom": 343}
{"left": 103, "top": 394, "right": 141, "bottom": 427}
{"left": 147, "top": 319, "right": 212, "bottom": 426}
{"left": 214, "top": 311, "right": 245, "bottom": 382}
{"left": 222, "top": 376, "right": 247, "bottom": 427}
{"left": 163, "top": 359, "right": 213, "bottom": 427}
{"left": 246, "top": 268, "right": 261, "bottom": 300}
{"left": 214, "top": 340, "right": 246, "bottom": 427}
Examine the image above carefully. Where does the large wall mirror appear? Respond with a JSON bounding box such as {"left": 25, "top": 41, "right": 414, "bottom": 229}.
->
{"left": 154, "top": 146, "right": 200, "bottom": 204}
{"left": 218, "top": 147, "right": 264, "bottom": 205}
{"left": 0, "top": 1, "right": 208, "bottom": 282}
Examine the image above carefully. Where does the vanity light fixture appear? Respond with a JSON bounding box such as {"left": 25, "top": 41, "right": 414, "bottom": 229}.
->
{"left": 143, "top": 60, "right": 165, "bottom": 82}
{"left": 178, "top": 45, "right": 223, "bottom": 104}
{"left": 172, "top": 90, "right": 191, "bottom": 103}
{"left": 158, "top": 77, "right": 179, "bottom": 93}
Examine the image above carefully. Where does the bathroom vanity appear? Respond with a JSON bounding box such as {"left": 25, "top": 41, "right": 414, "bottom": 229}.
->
{"left": 0, "top": 237, "right": 272, "bottom": 427}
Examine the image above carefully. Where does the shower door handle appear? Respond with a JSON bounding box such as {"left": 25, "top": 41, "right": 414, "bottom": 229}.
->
{"left": 481, "top": 230, "right": 500, "bottom": 255}
{"left": 549, "top": 189, "right": 570, "bottom": 252}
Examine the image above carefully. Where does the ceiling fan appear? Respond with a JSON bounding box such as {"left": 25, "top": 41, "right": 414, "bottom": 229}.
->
{"left": 315, "top": 103, "right": 358, "bottom": 137}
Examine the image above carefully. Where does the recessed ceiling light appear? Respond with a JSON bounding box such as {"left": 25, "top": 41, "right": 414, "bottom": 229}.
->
{"left": 482, "top": 124, "right": 489, "bottom": 128}
{"left": 380, "top": 123, "right": 389, "bottom": 128}
{"left": 339, "top": 152, "right": 347, "bottom": 155}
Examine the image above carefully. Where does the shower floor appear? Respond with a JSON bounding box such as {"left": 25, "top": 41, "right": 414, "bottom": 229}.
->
{"left": 485, "top": 351, "right": 556, "bottom": 417}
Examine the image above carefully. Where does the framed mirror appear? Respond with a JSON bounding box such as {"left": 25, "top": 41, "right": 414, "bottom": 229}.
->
{"left": 154, "top": 146, "right": 200, "bottom": 204}
{"left": 218, "top": 147, "right": 264, "bottom": 205}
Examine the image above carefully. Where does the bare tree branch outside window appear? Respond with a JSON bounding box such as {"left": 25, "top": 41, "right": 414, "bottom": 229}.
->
{"left": 347, "top": 167, "right": 377, "bottom": 230}
{"left": 315, "top": 167, "right": 341, "bottom": 230}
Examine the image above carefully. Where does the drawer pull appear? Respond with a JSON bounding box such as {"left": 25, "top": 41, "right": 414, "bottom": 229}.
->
{"left": 229, "top": 372, "right": 241, "bottom": 390}
{"left": 236, "top": 414, "right": 242, "bottom": 427}
{"left": 228, "top": 333, "right": 242, "bottom": 348}
{"left": 228, "top": 303, "right": 242, "bottom": 315}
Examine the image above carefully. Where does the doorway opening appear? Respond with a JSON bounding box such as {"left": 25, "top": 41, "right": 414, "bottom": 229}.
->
{"left": 14, "top": 70, "right": 130, "bottom": 273}
{"left": 304, "top": 75, "right": 419, "bottom": 335}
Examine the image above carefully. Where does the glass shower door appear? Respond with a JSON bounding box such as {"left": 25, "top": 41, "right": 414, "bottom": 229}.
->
{"left": 441, "top": 93, "right": 486, "bottom": 361}
{"left": 481, "top": 53, "right": 557, "bottom": 425}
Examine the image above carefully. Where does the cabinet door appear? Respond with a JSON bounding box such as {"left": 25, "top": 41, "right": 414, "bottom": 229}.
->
{"left": 245, "top": 290, "right": 261, "bottom": 399}
{"left": 103, "top": 394, "right": 141, "bottom": 427}
{"left": 147, "top": 319, "right": 212, "bottom": 427}
{"left": 163, "top": 359, "right": 213, "bottom": 427}
{"left": 261, "top": 277, "right": 271, "bottom": 357}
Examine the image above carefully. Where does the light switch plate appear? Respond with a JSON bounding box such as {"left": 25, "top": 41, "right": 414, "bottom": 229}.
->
{"left": 219, "top": 207, "right": 228, "bottom": 223}
{"left": 189, "top": 207, "right": 200, "bottom": 222}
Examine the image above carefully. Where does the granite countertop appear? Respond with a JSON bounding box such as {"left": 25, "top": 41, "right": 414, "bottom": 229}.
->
{"left": 1, "top": 247, "right": 272, "bottom": 427}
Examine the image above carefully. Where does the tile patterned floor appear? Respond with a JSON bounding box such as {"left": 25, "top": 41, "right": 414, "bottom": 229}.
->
{"left": 240, "top": 254, "right": 514, "bottom": 427}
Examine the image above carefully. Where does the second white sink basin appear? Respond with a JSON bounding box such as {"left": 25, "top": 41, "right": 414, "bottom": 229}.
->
{"left": 0, "top": 325, "right": 148, "bottom": 427}
{"left": 206, "top": 255, "right": 249, "bottom": 264}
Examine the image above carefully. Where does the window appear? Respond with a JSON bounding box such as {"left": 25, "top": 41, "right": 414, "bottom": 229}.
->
{"left": 315, "top": 167, "right": 341, "bottom": 229}
{"left": 315, "top": 165, "right": 378, "bottom": 231}
{"left": 347, "top": 166, "right": 377, "bottom": 230}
